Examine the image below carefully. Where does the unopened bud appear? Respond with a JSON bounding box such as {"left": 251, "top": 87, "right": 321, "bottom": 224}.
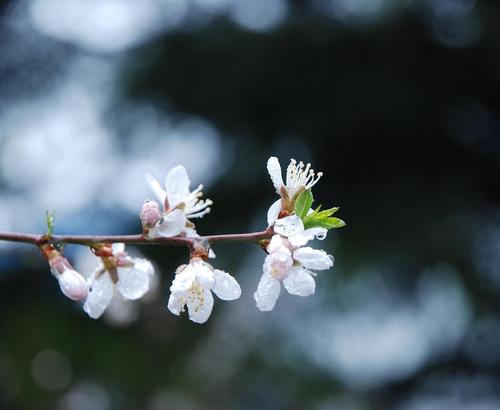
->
{"left": 140, "top": 200, "right": 162, "bottom": 233}
{"left": 55, "top": 268, "right": 88, "bottom": 301}
{"left": 42, "top": 243, "right": 88, "bottom": 301}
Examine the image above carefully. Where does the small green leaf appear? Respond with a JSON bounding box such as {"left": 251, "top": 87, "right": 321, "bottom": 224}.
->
{"left": 316, "top": 207, "right": 339, "bottom": 218}
{"left": 321, "top": 217, "right": 346, "bottom": 229}
{"left": 46, "top": 210, "right": 55, "bottom": 236}
{"left": 303, "top": 205, "right": 345, "bottom": 230}
{"left": 294, "top": 189, "right": 314, "bottom": 219}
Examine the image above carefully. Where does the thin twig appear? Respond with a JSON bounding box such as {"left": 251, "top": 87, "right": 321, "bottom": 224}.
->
{"left": 0, "top": 228, "right": 273, "bottom": 248}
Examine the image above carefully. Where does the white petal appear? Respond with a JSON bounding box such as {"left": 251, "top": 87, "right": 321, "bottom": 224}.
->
{"left": 288, "top": 227, "right": 327, "bottom": 248}
{"left": 266, "top": 199, "right": 282, "bottom": 226}
{"left": 212, "top": 269, "right": 241, "bottom": 300}
{"left": 145, "top": 172, "right": 167, "bottom": 205}
{"left": 191, "top": 260, "right": 215, "bottom": 289}
{"left": 184, "top": 226, "right": 200, "bottom": 238}
{"left": 293, "top": 247, "right": 334, "bottom": 270}
{"left": 170, "top": 265, "right": 196, "bottom": 294}
{"left": 283, "top": 268, "right": 315, "bottom": 297}
{"left": 85, "top": 269, "right": 98, "bottom": 288}
{"left": 208, "top": 248, "right": 216, "bottom": 259}
{"left": 83, "top": 274, "right": 114, "bottom": 319}
{"left": 156, "top": 209, "right": 187, "bottom": 237}
{"left": 253, "top": 272, "right": 281, "bottom": 311}
{"left": 57, "top": 269, "right": 88, "bottom": 301}
{"left": 112, "top": 243, "right": 125, "bottom": 254}
{"left": 167, "top": 293, "right": 185, "bottom": 316}
{"left": 165, "top": 165, "right": 191, "bottom": 208}
{"left": 267, "top": 234, "right": 287, "bottom": 253}
{"left": 187, "top": 288, "right": 214, "bottom": 324}
{"left": 116, "top": 266, "right": 150, "bottom": 300}
{"left": 267, "top": 156, "right": 284, "bottom": 194}
{"left": 274, "top": 215, "right": 305, "bottom": 237}
{"left": 146, "top": 227, "right": 160, "bottom": 239}
{"left": 134, "top": 258, "right": 155, "bottom": 276}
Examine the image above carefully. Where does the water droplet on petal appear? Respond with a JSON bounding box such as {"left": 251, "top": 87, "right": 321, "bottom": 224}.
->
{"left": 316, "top": 232, "right": 326, "bottom": 240}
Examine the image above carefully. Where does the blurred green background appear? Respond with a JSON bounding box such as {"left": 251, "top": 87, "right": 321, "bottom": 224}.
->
{"left": 1, "top": 0, "right": 500, "bottom": 409}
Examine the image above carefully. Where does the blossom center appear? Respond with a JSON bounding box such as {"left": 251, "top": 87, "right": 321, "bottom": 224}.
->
{"left": 187, "top": 280, "right": 206, "bottom": 313}
{"left": 269, "top": 252, "right": 293, "bottom": 279}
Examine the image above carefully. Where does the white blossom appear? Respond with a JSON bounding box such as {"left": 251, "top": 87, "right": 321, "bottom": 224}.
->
{"left": 254, "top": 227, "right": 333, "bottom": 312}
{"left": 83, "top": 243, "right": 155, "bottom": 319}
{"left": 266, "top": 156, "right": 323, "bottom": 226}
{"left": 145, "top": 165, "right": 212, "bottom": 238}
{"left": 168, "top": 258, "right": 241, "bottom": 324}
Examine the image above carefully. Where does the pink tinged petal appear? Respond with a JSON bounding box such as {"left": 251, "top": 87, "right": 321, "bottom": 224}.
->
{"left": 187, "top": 288, "right": 214, "bottom": 324}
{"left": 293, "top": 247, "right": 334, "bottom": 270}
{"left": 266, "top": 238, "right": 294, "bottom": 280}
{"left": 253, "top": 272, "right": 281, "bottom": 311}
{"left": 274, "top": 215, "right": 305, "bottom": 237}
{"left": 140, "top": 200, "right": 162, "bottom": 228}
{"left": 83, "top": 274, "right": 114, "bottom": 319}
{"left": 57, "top": 269, "right": 88, "bottom": 301}
{"left": 212, "top": 269, "right": 241, "bottom": 300}
{"left": 167, "top": 293, "right": 185, "bottom": 316}
{"left": 116, "top": 266, "right": 150, "bottom": 300}
{"left": 267, "top": 199, "right": 282, "bottom": 226}
{"left": 165, "top": 165, "right": 191, "bottom": 208}
{"left": 288, "top": 227, "right": 327, "bottom": 248}
{"left": 145, "top": 172, "right": 167, "bottom": 205}
{"left": 266, "top": 250, "right": 293, "bottom": 279}
{"left": 283, "top": 267, "right": 316, "bottom": 297}
{"left": 156, "top": 209, "right": 187, "bottom": 237}
{"left": 267, "top": 156, "right": 284, "bottom": 194}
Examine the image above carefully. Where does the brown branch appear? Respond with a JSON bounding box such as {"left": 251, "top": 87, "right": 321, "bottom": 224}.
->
{"left": 0, "top": 228, "right": 273, "bottom": 248}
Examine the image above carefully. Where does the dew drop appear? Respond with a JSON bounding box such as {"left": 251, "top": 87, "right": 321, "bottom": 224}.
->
{"left": 316, "top": 232, "right": 326, "bottom": 240}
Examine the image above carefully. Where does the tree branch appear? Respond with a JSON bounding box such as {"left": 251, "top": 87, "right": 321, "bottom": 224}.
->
{"left": 0, "top": 228, "right": 273, "bottom": 248}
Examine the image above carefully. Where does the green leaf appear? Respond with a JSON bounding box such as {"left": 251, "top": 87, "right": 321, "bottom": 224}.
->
{"left": 303, "top": 206, "right": 345, "bottom": 230}
{"left": 46, "top": 210, "right": 55, "bottom": 236}
{"left": 316, "top": 206, "right": 339, "bottom": 218}
{"left": 294, "top": 189, "right": 314, "bottom": 219}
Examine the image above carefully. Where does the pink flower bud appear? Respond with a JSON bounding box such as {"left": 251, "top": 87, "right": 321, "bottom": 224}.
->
{"left": 140, "top": 200, "right": 162, "bottom": 231}
{"left": 56, "top": 269, "right": 88, "bottom": 301}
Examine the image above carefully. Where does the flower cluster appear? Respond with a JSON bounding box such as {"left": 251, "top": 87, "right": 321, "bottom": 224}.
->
{"left": 255, "top": 157, "right": 341, "bottom": 311}
{"left": 42, "top": 158, "right": 344, "bottom": 324}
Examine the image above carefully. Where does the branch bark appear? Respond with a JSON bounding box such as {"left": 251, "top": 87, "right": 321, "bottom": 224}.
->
{"left": 0, "top": 228, "right": 273, "bottom": 248}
